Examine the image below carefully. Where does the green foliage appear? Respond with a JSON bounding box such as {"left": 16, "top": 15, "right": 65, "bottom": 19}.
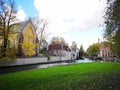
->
{"left": 0, "top": 62, "right": 120, "bottom": 90}
{"left": 104, "top": 0, "right": 120, "bottom": 58}
{"left": 39, "top": 48, "right": 44, "bottom": 53}
{"left": 46, "top": 54, "right": 50, "bottom": 61}
{"left": 79, "top": 45, "right": 84, "bottom": 57}
{"left": 43, "top": 52, "right": 50, "bottom": 61}
{"left": 87, "top": 43, "right": 100, "bottom": 55}
{"left": 114, "top": 29, "right": 120, "bottom": 57}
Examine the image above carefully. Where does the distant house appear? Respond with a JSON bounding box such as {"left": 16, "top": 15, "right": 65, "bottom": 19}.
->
{"left": 70, "top": 47, "right": 79, "bottom": 59}
{"left": 48, "top": 43, "right": 70, "bottom": 56}
{"left": 76, "top": 48, "right": 80, "bottom": 59}
{"left": 39, "top": 40, "right": 48, "bottom": 51}
{"left": 99, "top": 41, "right": 113, "bottom": 58}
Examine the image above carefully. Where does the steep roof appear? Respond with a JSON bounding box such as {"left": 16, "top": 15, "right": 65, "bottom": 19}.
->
{"left": 18, "top": 18, "right": 39, "bottom": 43}
{"left": 49, "top": 43, "right": 69, "bottom": 51}
{"left": 20, "top": 18, "right": 36, "bottom": 33}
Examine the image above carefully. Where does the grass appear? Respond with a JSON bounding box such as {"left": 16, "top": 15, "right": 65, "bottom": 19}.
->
{"left": 0, "top": 62, "right": 120, "bottom": 90}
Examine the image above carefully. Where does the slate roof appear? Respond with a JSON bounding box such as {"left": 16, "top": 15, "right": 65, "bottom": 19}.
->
{"left": 15, "top": 18, "right": 36, "bottom": 33}
{"left": 48, "top": 43, "right": 70, "bottom": 51}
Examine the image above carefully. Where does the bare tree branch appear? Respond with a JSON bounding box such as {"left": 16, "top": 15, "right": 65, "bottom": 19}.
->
{"left": 0, "top": 0, "right": 17, "bottom": 56}
{"left": 33, "top": 16, "right": 49, "bottom": 42}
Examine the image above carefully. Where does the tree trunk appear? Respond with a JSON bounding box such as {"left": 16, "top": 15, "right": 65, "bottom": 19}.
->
{"left": 3, "top": 35, "right": 8, "bottom": 56}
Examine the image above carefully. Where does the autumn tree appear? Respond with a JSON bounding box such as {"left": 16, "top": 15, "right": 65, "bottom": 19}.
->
{"left": 104, "top": 0, "right": 120, "bottom": 57}
{"left": 0, "top": 0, "right": 20, "bottom": 60}
{"left": 0, "top": 0, "right": 17, "bottom": 56}
{"left": 20, "top": 25, "right": 38, "bottom": 57}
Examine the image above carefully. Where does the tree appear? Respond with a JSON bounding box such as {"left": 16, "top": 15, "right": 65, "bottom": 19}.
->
{"left": 33, "top": 16, "right": 49, "bottom": 45}
{"left": 79, "top": 45, "right": 84, "bottom": 58}
{"left": 104, "top": 0, "right": 120, "bottom": 57}
{"left": 51, "top": 37, "right": 66, "bottom": 45}
{"left": 0, "top": 0, "right": 17, "bottom": 56}
{"left": 114, "top": 29, "right": 120, "bottom": 57}
{"left": 71, "top": 41, "right": 77, "bottom": 51}
{"left": 51, "top": 37, "right": 59, "bottom": 44}
{"left": 59, "top": 37, "right": 66, "bottom": 45}
{"left": 20, "top": 25, "right": 38, "bottom": 57}
{"left": 87, "top": 43, "right": 100, "bottom": 56}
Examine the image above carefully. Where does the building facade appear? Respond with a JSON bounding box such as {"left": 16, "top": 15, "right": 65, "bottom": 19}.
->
{"left": 0, "top": 18, "right": 39, "bottom": 57}
{"left": 99, "top": 41, "right": 113, "bottom": 58}
{"left": 48, "top": 43, "right": 70, "bottom": 56}
{"left": 18, "top": 18, "right": 39, "bottom": 57}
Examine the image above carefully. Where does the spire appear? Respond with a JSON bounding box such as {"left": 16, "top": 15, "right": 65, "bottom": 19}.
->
{"left": 28, "top": 17, "right": 32, "bottom": 22}
{"left": 98, "top": 38, "right": 100, "bottom": 44}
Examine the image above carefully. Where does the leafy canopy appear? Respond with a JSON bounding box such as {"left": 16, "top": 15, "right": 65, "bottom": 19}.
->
{"left": 87, "top": 43, "right": 100, "bottom": 55}
{"left": 104, "top": 0, "right": 120, "bottom": 57}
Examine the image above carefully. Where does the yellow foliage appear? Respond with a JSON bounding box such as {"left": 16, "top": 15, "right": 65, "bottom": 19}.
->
{"left": 21, "top": 25, "right": 38, "bottom": 57}
{"left": 21, "top": 41, "right": 38, "bottom": 57}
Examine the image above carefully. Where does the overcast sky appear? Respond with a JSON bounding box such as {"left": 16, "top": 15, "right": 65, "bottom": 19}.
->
{"left": 15, "top": 0, "right": 107, "bottom": 50}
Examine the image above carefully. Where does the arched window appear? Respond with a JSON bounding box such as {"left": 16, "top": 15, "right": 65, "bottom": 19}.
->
{"left": 19, "top": 34, "right": 24, "bottom": 43}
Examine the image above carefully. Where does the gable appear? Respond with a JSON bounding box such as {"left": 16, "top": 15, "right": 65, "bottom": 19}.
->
{"left": 21, "top": 19, "right": 36, "bottom": 35}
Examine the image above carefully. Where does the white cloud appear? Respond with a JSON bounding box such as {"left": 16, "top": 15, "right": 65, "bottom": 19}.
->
{"left": 34, "top": 0, "right": 106, "bottom": 49}
{"left": 34, "top": 0, "right": 106, "bottom": 33}
{"left": 16, "top": 6, "right": 26, "bottom": 21}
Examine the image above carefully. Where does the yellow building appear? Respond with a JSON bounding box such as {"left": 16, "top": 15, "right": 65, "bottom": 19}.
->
{"left": 0, "top": 32, "right": 19, "bottom": 50}
{"left": 0, "top": 18, "right": 39, "bottom": 57}
{"left": 18, "top": 18, "right": 39, "bottom": 57}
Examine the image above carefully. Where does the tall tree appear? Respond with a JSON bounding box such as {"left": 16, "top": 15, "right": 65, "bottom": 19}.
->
{"left": 104, "top": 0, "right": 120, "bottom": 57}
{"left": 33, "top": 16, "right": 49, "bottom": 45}
{"left": 71, "top": 41, "right": 77, "bottom": 52}
{"left": 79, "top": 45, "right": 84, "bottom": 58}
{"left": 0, "top": 0, "right": 17, "bottom": 55}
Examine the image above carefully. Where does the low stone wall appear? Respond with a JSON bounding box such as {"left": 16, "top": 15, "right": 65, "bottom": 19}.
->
{"left": 0, "top": 57, "right": 47, "bottom": 67}
{"left": 0, "top": 52, "right": 74, "bottom": 67}
{"left": 0, "top": 55, "right": 73, "bottom": 67}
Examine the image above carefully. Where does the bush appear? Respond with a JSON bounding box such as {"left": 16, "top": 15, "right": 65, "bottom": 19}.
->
{"left": 44, "top": 52, "right": 50, "bottom": 61}
{"left": 39, "top": 49, "right": 44, "bottom": 54}
{"left": 0, "top": 48, "right": 16, "bottom": 61}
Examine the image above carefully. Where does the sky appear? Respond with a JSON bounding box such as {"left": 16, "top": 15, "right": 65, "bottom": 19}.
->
{"left": 15, "top": 0, "right": 107, "bottom": 51}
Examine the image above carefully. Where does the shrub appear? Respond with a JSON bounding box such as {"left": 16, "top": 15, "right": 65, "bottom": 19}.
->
{"left": 44, "top": 52, "right": 50, "bottom": 61}
{"left": 0, "top": 48, "right": 16, "bottom": 61}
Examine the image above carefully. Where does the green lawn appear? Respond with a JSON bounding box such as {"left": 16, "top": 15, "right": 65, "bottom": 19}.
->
{"left": 0, "top": 62, "right": 120, "bottom": 90}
